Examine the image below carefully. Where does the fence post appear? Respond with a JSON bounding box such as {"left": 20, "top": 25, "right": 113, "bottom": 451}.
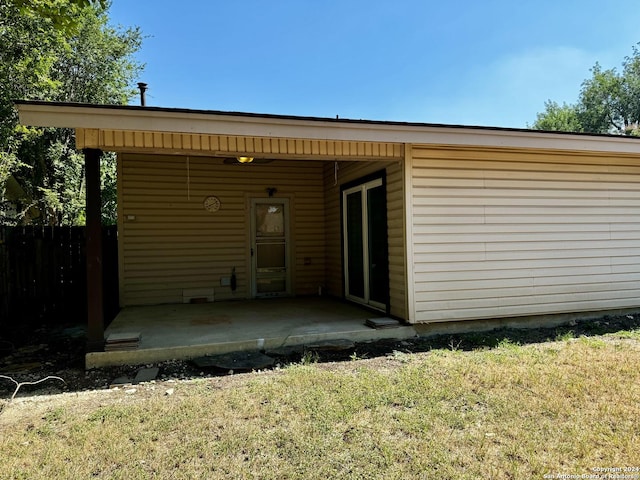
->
{"left": 85, "top": 148, "right": 104, "bottom": 351}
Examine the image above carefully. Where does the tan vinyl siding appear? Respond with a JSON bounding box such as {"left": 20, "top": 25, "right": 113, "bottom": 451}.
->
{"left": 410, "top": 145, "right": 640, "bottom": 323}
{"left": 119, "top": 154, "right": 325, "bottom": 306}
{"left": 323, "top": 161, "right": 407, "bottom": 320}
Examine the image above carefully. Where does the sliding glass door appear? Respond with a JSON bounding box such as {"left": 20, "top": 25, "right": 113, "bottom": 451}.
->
{"left": 342, "top": 178, "right": 388, "bottom": 310}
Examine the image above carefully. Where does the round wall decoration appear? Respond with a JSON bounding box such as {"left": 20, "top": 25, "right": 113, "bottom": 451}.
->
{"left": 203, "top": 195, "right": 221, "bottom": 212}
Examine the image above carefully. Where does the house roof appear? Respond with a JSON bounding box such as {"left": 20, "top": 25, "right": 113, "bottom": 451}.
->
{"left": 15, "top": 100, "right": 640, "bottom": 155}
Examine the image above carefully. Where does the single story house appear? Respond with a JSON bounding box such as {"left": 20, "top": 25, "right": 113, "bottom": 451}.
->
{"left": 15, "top": 100, "right": 640, "bottom": 357}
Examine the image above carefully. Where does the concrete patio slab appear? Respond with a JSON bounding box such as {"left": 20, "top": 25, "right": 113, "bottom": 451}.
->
{"left": 86, "top": 298, "right": 417, "bottom": 368}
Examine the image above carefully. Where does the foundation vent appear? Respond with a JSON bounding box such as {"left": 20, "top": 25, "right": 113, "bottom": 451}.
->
{"left": 182, "top": 288, "right": 214, "bottom": 304}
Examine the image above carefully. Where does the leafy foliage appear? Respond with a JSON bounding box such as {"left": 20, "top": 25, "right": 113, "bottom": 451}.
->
{"left": 532, "top": 101, "right": 583, "bottom": 133}
{"left": 0, "top": 1, "right": 143, "bottom": 225}
{"left": 49, "top": 5, "right": 142, "bottom": 104}
{"left": 532, "top": 43, "right": 640, "bottom": 135}
{"left": 9, "top": 0, "right": 108, "bottom": 35}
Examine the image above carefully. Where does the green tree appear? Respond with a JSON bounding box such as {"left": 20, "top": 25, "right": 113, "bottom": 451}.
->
{"left": 1, "top": 1, "right": 63, "bottom": 222}
{"left": 532, "top": 44, "right": 640, "bottom": 136}
{"left": 531, "top": 101, "right": 583, "bottom": 132}
{"left": 0, "top": 2, "right": 62, "bottom": 154}
{"left": 1, "top": 1, "right": 143, "bottom": 225}
{"left": 9, "top": 0, "right": 108, "bottom": 35}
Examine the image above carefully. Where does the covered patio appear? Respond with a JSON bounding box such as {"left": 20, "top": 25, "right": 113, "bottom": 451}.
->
{"left": 15, "top": 99, "right": 640, "bottom": 371}
{"left": 86, "top": 298, "right": 417, "bottom": 368}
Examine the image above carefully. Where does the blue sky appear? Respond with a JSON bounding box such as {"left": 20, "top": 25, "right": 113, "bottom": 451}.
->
{"left": 109, "top": 1, "right": 639, "bottom": 128}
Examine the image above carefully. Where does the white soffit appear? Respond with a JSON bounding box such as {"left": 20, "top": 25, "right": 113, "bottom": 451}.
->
{"left": 16, "top": 101, "right": 640, "bottom": 155}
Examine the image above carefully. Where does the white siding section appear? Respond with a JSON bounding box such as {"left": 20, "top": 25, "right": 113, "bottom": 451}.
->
{"left": 411, "top": 146, "right": 640, "bottom": 323}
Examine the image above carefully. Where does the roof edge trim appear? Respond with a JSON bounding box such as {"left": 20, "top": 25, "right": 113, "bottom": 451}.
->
{"left": 14, "top": 100, "right": 640, "bottom": 155}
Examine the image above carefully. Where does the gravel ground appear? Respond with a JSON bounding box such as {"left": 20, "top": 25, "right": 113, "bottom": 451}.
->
{"left": 1, "top": 311, "right": 639, "bottom": 399}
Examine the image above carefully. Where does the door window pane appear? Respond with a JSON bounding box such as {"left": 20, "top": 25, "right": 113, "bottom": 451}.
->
{"left": 346, "top": 191, "right": 365, "bottom": 299}
{"left": 367, "top": 185, "right": 388, "bottom": 304}
{"left": 256, "top": 204, "right": 284, "bottom": 236}
{"left": 257, "top": 243, "right": 286, "bottom": 270}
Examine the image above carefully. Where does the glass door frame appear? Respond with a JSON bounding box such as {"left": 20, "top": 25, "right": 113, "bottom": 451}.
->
{"left": 342, "top": 177, "right": 388, "bottom": 311}
{"left": 250, "top": 198, "right": 291, "bottom": 298}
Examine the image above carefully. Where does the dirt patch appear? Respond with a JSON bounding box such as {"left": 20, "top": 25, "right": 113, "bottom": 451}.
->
{"left": 1, "top": 311, "right": 639, "bottom": 400}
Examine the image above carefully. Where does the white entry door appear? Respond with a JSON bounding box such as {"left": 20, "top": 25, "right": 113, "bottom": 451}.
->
{"left": 251, "top": 198, "right": 291, "bottom": 297}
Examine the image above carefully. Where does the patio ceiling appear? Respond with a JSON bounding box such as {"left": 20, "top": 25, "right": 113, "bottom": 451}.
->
{"left": 73, "top": 127, "right": 405, "bottom": 160}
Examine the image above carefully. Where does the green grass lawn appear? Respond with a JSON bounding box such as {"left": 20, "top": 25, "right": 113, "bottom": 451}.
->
{"left": 1, "top": 331, "right": 639, "bottom": 479}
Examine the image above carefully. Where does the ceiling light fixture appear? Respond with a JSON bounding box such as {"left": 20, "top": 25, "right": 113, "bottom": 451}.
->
{"left": 237, "top": 156, "right": 254, "bottom": 163}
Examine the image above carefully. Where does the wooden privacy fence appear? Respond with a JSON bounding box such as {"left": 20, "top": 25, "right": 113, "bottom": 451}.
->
{"left": 0, "top": 226, "right": 119, "bottom": 332}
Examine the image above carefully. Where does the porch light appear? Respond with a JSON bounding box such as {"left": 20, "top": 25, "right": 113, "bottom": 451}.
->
{"left": 237, "top": 156, "right": 254, "bottom": 163}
